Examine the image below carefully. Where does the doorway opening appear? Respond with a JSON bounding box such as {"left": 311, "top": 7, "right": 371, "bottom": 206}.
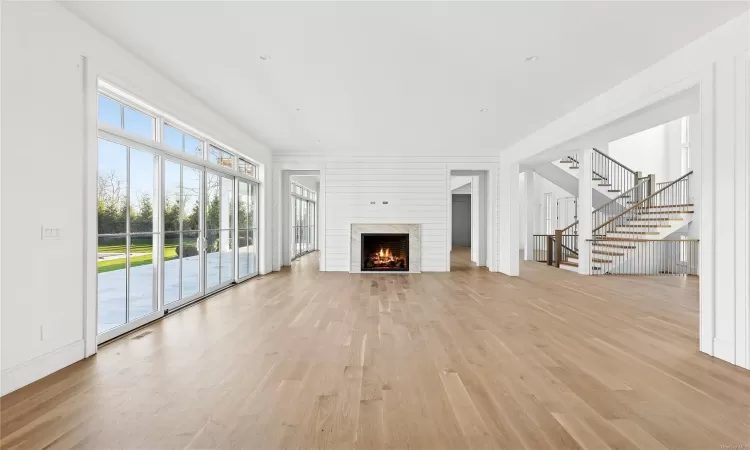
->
{"left": 449, "top": 171, "right": 489, "bottom": 271}
{"left": 282, "top": 171, "right": 321, "bottom": 267}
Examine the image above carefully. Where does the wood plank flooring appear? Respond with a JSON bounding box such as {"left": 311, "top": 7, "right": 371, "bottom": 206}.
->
{"left": 2, "top": 248, "right": 749, "bottom": 449}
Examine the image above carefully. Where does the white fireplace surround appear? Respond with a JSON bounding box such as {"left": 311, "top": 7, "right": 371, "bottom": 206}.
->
{"left": 350, "top": 224, "right": 421, "bottom": 273}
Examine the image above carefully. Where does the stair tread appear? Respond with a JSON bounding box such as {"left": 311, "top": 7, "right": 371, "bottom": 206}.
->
{"left": 628, "top": 218, "right": 684, "bottom": 221}
{"left": 636, "top": 210, "right": 694, "bottom": 215}
{"left": 593, "top": 250, "right": 625, "bottom": 256}
{"left": 638, "top": 204, "right": 694, "bottom": 208}
{"left": 559, "top": 261, "right": 578, "bottom": 267}
{"left": 608, "top": 231, "right": 661, "bottom": 235}
{"left": 593, "top": 243, "right": 637, "bottom": 249}
{"left": 617, "top": 225, "right": 672, "bottom": 228}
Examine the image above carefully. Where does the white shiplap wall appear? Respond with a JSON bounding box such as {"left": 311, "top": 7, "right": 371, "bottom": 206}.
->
{"left": 325, "top": 161, "right": 449, "bottom": 271}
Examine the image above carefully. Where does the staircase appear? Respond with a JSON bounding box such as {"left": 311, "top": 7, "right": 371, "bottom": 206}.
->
{"left": 534, "top": 148, "right": 643, "bottom": 209}
{"left": 558, "top": 171, "right": 695, "bottom": 274}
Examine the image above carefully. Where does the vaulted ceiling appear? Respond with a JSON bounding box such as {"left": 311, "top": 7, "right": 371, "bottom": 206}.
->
{"left": 64, "top": 1, "right": 748, "bottom": 157}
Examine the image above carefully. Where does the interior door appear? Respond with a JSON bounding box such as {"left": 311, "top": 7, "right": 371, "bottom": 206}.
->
{"left": 557, "top": 197, "right": 577, "bottom": 228}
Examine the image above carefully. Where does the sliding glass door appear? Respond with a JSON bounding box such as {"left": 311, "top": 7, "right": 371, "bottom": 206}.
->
{"left": 205, "top": 171, "right": 235, "bottom": 293}
{"left": 96, "top": 84, "right": 263, "bottom": 343}
{"left": 97, "top": 138, "right": 160, "bottom": 339}
{"left": 163, "top": 158, "right": 203, "bottom": 308}
{"left": 238, "top": 180, "right": 259, "bottom": 279}
{"left": 291, "top": 182, "right": 317, "bottom": 260}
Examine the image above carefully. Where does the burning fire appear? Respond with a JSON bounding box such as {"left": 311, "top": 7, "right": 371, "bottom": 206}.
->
{"left": 377, "top": 247, "right": 393, "bottom": 261}
{"left": 368, "top": 247, "right": 406, "bottom": 269}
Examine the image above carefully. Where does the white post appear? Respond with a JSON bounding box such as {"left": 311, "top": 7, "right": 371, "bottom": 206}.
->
{"left": 497, "top": 162, "right": 520, "bottom": 276}
{"left": 523, "top": 169, "right": 535, "bottom": 261}
{"left": 578, "top": 148, "right": 594, "bottom": 275}
{"left": 470, "top": 176, "right": 480, "bottom": 264}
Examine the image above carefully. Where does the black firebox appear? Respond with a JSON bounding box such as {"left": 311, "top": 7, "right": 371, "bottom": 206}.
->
{"left": 361, "top": 233, "right": 409, "bottom": 272}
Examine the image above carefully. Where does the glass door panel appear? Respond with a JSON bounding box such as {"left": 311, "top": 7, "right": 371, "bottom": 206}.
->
{"left": 164, "top": 161, "right": 181, "bottom": 304}
{"left": 238, "top": 180, "right": 257, "bottom": 279}
{"left": 219, "top": 175, "right": 234, "bottom": 284}
{"left": 206, "top": 171, "right": 234, "bottom": 291}
{"left": 97, "top": 235, "right": 127, "bottom": 333}
{"left": 164, "top": 158, "right": 203, "bottom": 306}
{"left": 205, "top": 172, "right": 221, "bottom": 290}
{"left": 128, "top": 234, "right": 156, "bottom": 321}
{"left": 181, "top": 166, "right": 202, "bottom": 298}
{"left": 181, "top": 231, "right": 201, "bottom": 297}
{"left": 96, "top": 138, "right": 160, "bottom": 337}
{"left": 249, "top": 183, "right": 258, "bottom": 276}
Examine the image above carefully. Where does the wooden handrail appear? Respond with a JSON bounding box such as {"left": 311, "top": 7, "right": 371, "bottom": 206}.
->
{"left": 556, "top": 178, "right": 648, "bottom": 236}
{"left": 593, "top": 171, "right": 693, "bottom": 233}
{"left": 559, "top": 221, "right": 578, "bottom": 234}
{"left": 593, "top": 147, "right": 637, "bottom": 175}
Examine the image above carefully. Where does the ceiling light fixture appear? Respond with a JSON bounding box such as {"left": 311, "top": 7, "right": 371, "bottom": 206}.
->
{"left": 525, "top": 55, "right": 538, "bottom": 61}
{"left": 259, "top": 55, "right": 272, "bottom": 61}
{"left": 479, "top": 108, "right": 488, "bottom": 113}
{"left": 296, "top": 108, "right": 302, "bottom": 112}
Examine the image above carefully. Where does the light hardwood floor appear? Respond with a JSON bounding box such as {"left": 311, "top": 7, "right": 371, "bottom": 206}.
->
{"left": 2, "top": 249, "right": 748, "bottom": 449}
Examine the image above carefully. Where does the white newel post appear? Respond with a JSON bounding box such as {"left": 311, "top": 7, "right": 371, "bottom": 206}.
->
{"left": 578, "top": 148, "right": 594, "bottom": 275}
{"left": 523, "top": 169, "right": 535, "bottom": 261}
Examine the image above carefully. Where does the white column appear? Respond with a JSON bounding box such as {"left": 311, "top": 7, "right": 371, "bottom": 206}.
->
{"left": 470, "top": 176, "right": 480, "bottom": 264}
{"left": 497, "top": 162, "right": 520, "bottom": 276}
{"left": 578, "top": 148, "right": 594, "bottom": 275}
{"left": 523, "top": 169, "right": 535, "bottom": 261}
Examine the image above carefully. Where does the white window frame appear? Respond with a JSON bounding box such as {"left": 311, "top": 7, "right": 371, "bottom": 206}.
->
{"left": 544, "top": 192, "right": 553, "bottom": 235}
{"left": 93, "top": 79, "right": 262, "bottom": 345}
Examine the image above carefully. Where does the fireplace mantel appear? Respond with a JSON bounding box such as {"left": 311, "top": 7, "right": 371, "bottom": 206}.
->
{"left": 350, "top": 224, "right": 421, "bottom": 273}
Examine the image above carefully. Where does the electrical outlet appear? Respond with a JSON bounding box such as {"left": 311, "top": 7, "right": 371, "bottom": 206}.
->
{"left": 41, "top": 226, "right": 61, "bottom": 240}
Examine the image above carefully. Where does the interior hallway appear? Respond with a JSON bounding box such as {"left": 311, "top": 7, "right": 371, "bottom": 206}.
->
{"left": 2, "top": 251, "right": 748, "bottom": 449}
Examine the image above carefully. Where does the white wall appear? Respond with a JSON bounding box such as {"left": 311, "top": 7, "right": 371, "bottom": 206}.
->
{"left": 273, "top": 156, "right": 503, "bottom": 273}
{"left": 509, "top": 12, "right": 750, "bottom": 369}
{"left": 518, "top": 171, "right": 575, "bottom": 252}
{"left": 1, "top": 2, "right": 273, "bottom": 394}
{"left": 324, "top": 160, "right": 450, "bottom": 272}
{"left": 608, "top": 118, "right": 684, "bottom": 183}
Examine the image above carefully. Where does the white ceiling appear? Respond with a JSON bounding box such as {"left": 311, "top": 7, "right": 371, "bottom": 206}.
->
{"left": 64, "top": 1, "right": 748, "bottom": 157}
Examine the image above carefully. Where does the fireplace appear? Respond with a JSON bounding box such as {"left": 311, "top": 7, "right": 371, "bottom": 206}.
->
{"left": 361, "top": 233, "right": 409, "bottom": 272}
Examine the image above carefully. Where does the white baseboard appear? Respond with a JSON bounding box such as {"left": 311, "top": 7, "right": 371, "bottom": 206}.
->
{"left": 1, "top": 340, "right": 85, "bottom": 396}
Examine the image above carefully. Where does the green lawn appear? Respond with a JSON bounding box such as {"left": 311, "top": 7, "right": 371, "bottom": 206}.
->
{"left": 97, "top": 238, "right": 179, "bottom": 273}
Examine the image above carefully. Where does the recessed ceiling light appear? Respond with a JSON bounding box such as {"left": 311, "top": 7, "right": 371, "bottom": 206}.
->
{"left": 525, "top": 56, "right": 538, "bottom": 61}
{"left": 296, "top": 108, "right": 302, "bottom": 112}
{"left": 479, "top": 108, "right": 488, "bottom": 113}
{"left": 259, "top": 55, "right": 272, "bottom": 61}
